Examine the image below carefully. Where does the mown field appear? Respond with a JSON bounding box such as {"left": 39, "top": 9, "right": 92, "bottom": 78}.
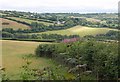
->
{"left": 1, "top": 40, "right": 74, "bottom": 80}
{"left": 32, "top": 25, "right": 117, "bottom": 37}
{"left": 0, "top": 18, "right": 30, "bottom": 30}
{"left": 7, "top": 17, "right": 53, "bottom": 26}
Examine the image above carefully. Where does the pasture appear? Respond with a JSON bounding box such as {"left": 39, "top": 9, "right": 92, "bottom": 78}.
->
{"left": 1, "top": 40, "right": 54, "bottom": 79}
{"left": 0, "top": 18, "right": 30, "bottom": 30}
{"left": 86, "top": 18, "right": 102, "bottom": 23}
{"left": 1, "top": 40, "right": 74, "bottom": 80}
{"left": 32, "top": 25, "right": 117, "bottom": 37}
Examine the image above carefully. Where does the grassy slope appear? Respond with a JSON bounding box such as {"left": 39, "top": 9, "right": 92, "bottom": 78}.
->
{"left": 2, "top": 40, "right": 54, "bottom": 79}
{"left": 1, "top": 40, "right": 74, "bottom": 80}
{"left": 7, "top": 17, "right": 53, "bottom": 26}
{"left": 1, "top": 18, "right": 30, "bottom": 30}
{"left": 32, "top": 25, "right": 117, "bottom": 37}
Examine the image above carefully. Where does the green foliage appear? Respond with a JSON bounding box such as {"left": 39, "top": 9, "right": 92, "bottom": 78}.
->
{"left": 20, "top": 56, "right": 34, "bottom": 80}
{"left": 19, "top": 55, "right": 76, "bottom": 80}
{"left": 65, "top": 20, "right": 75, "bottom": 27}
{"left": 2, "top": 29, "right": 80, "bottom": 42}
{"left": 95, "top": 30, "right": 119, "bottom": 40}
{"left": 2, "top": 32, "right": 14, "bottom": 38}
{"left": 93, "top": 43, "right": 118, "bottom": 80}
{"left": 35, "top": 44, "right": 56, "bottom": 58}
{"left": 35, "top": 40, "right": 118, "bottom": 80}
{"left": 0, "top": 67, "right": 9, "bottom": 80}
{"left": 34, "top": 66, "right": 66, "bottom": 80}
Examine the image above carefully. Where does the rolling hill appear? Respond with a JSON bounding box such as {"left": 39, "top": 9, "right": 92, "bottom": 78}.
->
{"left": 1, "top": 18, "right": 30, "bottom": 30}
{"left": 32, "top": 25, "right": 118, "bottom": 37}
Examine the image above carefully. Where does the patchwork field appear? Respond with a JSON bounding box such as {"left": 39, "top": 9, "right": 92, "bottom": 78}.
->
{"left": 32, "top": 25, "right": 117, "bottom": 37}
{"left": 7, "top": 17, "right": 53, "bottom": 26}
{"left": 1, "top": 18, "right": 30, "bottom": 30}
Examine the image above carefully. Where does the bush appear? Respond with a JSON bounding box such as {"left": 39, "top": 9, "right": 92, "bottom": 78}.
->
{"left": 2, "top": 31, "right": 14, "bottom": 38}
{"left": 35, "top": 40, "right": 118, "bottom": 80}
{"left": 35, "top": 44, "right": 56, "bottom": 58}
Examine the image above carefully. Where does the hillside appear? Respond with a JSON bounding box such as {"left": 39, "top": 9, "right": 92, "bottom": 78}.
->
{"left": 2, "top": 40, "right": 74, "bottom": 80}
{"left": 1, "top": 18, "right": 30, "bottom": 30}
{"left": 32, "top": 25, "right": 117, "bottom": 37}
{"left": 2, "top": 40, "right": 54, "bottom": 79}
{"left": 7, "top": 17, "right": 53, "bottom": 26}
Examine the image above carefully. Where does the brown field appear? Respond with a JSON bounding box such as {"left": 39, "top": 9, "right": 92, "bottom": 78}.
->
{"left": 7, "top": 17, "right": 53, "bottom": 26}
{"left": 0, "top": 18, "right": 30, "bottom": 30}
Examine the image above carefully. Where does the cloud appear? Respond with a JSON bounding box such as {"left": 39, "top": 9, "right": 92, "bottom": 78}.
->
{"left": 0, "top": 0, "right": 119, "bottom": 13}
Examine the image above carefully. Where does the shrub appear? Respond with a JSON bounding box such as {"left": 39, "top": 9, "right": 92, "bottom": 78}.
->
{"left": 35, "top": 44, "right": 56, "bottom": 58}
{"left": 35, "top": 40, "right": 118, "bottom": 80}
{"left": 2, "top": 31, "right": 14, "bottom": 38}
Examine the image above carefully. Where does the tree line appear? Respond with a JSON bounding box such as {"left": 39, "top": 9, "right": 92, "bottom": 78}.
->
{"left": 2, "top": 29, "right": 119, "bottom": 41}
{"left": 2, "top": 31, "right": 80, "bottom": 42}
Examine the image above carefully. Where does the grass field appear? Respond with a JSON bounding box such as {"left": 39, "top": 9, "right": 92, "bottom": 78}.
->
{"left": 1, "top": 40, "right": 74, "bottom": 80}
{"left": 1, "top": 18, "right": 30, "bottom": 30}
{"left": 7, "top": 17, "right": 53, "bottom": 26}
{"left": 86, "top": 18, "right": 102, "bottom": 23}
{"left": 32, "top": 25, "right": 117, "bottom": 37}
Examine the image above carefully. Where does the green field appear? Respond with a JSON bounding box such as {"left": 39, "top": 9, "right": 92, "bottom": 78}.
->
{"left": 2, "top": 40, "right": 54, "bottom": 79}
{"left": 32, "top": 25, "right": 117, "bottom": 37}
{"left": 1, "top": 40, "right": 74, "bottom": 80}
{"left": 1, "top": 18, "right": 30, "bottom": 30}
{"left": 86, "top": 18, "right": 102, "bottom": 23}
{"left": 7, "top": 17, "right": 53, "bottom": 26}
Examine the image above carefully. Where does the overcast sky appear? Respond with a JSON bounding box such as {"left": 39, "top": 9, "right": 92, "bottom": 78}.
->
{"left": 0, "top": 0, "right": 119, "bottom": 13}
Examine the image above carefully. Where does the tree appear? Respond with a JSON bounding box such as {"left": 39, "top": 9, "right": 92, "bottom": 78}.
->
{"left": 65, "top": 20, "right": 75, "bottom": 27}
{"left": 2, "top": 32, "right": 14, "bottom": 38}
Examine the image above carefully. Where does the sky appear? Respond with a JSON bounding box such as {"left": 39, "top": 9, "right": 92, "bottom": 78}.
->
{"left": 0, "top": 0, "right": 119, "bottom": 13}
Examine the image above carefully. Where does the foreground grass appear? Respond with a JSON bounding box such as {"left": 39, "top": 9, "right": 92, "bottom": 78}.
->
{"left": 1, "top": 40, "right": 48, "bottom": 79}
{"left": 1, "top": 18, "right": 30, "bottom": 30}
{"left": 1, "top": 40, "right": 74, "bottom": 80}
{"left": 33, "top": 25, "right": 117, "bottom": 37}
